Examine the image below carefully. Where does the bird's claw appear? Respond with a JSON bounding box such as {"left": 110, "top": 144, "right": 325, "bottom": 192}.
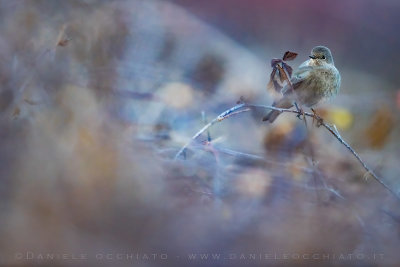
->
{"left": 294, "top": 102, "right": 305, "bottom": 120}
{"left": 296, "top": 108, "right": 305, "bottom": 120}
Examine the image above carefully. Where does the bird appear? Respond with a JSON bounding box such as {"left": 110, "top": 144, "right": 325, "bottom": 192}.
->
{"left": 263, "top": 46, "right": 341, "bottom": 123}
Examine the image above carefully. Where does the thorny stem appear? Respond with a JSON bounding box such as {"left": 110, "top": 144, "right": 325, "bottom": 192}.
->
{"left": 174, "top": 103, "right": 400, "bottom": 201}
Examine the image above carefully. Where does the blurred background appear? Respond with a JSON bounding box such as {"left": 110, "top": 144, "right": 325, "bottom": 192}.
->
{"left": 0, "top": 0, "right": 399, "bottom": 266}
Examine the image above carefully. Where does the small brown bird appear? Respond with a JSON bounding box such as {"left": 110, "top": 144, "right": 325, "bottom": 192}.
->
{"left": 263, "top": 46, "right": 341, "bottom": 123}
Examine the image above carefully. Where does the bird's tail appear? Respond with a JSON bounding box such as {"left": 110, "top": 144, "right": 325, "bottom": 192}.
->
{"left": 262, "top": 98, "right": 293, "bottom": 123}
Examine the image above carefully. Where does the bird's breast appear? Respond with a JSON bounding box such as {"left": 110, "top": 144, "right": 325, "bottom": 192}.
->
{"left": 295, "top": 66, "right": 340, "bottom": 107}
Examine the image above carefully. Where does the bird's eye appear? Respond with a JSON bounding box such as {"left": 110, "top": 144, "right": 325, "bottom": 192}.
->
{"left": 322, "top": 55, "right": 326, "bottom": 59}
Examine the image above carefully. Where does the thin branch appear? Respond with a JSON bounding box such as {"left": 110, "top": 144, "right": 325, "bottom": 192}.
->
{"left": 174, "top": 103, "right": 400, "bottom": 201}
{"left": 174, "top": 103, "right": 247, "bottom": 160}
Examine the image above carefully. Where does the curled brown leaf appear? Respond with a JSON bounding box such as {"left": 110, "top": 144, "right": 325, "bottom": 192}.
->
{"left": 57, "top": 38, "right": 70, "bottom": 47}
{"left": 267, "top": 68, "right": 283, "bottom": 92}
{"left": 56, "top": 24, "right": 70, "bottom": 47}
{"left": 282, "top": 62, "right": 293, "bottom": 78}
{"left": 267, "top": 79, "right": 282, "bottom": 93}
{"left": 283, "top": 51, "right": 298, "bottom": 61}
{"left": 276, "top": 64, "right": 289, "bottom": 83}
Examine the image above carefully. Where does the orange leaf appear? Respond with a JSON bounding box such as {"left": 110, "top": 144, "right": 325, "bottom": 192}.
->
{"left": 276, "top": 64, "right": 289, "bottom": 83}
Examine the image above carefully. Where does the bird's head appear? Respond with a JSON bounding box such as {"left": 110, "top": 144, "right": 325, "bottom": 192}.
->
{"left": 309, "top": 46, "right": 334, "bottom": 65}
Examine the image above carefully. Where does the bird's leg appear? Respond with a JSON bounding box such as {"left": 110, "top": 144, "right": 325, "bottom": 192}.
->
{"left": 294, "top": 102, "right": 304, "bottom": 120}
{"left": 294, "top": 102, "right": 300, "bottom": 113}
{"left": 311, "top": 108, "right": 323, "bottom": 127}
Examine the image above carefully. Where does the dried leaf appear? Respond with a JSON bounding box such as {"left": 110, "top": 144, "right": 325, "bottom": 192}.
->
{"left": 272, "top": 80, "right": 282, "bottom": 92}
{"left": 266, "top": 68, "right": 276, "bottom": 91}
{"left": 267, "top": 79, "right": 282, "bottom": 93}
{"left": 269, "top": 67, "right": 277, "bottom": 80}
{"left": 283, "top": 51, "right": 298, "bottom": 61}
{"left": 57, "top": 38, "right": 70, "bottom": 47}
{"left": 271, "top": 58, "right": 281, "bottom": 68}
{"left": 276, "top": 64, "right": 289, "bottom": 83}
{"left": 56, "top": 24, "right": 70, "bottom": 47}
{"left": 282, "top": 62, "right": 293, "bottom": 78}
{"left": 267, "top": 68, "right": 282, "bottom": 92}
{"left": 267, "top": 79, "right": 275, "bottom": 92}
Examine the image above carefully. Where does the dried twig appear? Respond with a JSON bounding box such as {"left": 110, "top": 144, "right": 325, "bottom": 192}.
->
{"left": 174, "top": 103, "right": 247, "bottom": 160}
{"left": 174, "top": 103, "right": 400, "bottom": 201}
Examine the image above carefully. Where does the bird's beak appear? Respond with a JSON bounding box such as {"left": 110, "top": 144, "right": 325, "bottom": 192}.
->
{"left": 309, "top": 55, "right": 316, "bottom": 59}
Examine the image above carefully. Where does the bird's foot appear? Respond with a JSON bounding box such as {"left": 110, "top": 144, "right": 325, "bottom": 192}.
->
{"left": 294, "top": 103, "right": 304, "bottom": 120}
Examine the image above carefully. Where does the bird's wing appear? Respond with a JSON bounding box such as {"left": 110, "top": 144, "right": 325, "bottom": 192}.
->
{"left": 281, "top": 65, "right": 313, "bottom": 95}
